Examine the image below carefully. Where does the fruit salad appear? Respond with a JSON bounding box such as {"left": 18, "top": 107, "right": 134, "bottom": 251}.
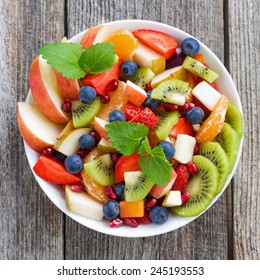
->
{"left": 17, "top": 24, "right": 244, "bottom": 229}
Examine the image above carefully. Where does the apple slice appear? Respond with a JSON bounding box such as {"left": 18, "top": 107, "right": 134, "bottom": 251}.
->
{"left": 133, "top": 41, "right": 165, "bottom": 74}
{"left": 173, "top": 134, "right": 196, "bottom": 164}
{"left": 57, "top": 120, "right": 74, "bottom": 140}
{"left": 29, "top": 55, "right": 70, "bottom": 124}
{"left": 97, "top": 138, "right": 118, "bottom": 153}
{"left": 53, "top": 128, "right": 91, "bottom": 156}
{"left": 80, "top": 25, "right": 110, "bottom": 48}
{"left": 93, "top": 117, "right": 109, "bottom": 140}
{"left": 65, "top": 185, "right": 103, "bottom": 221}
{"left": 124, "top": 80, "right": 147, "bottom": 107}
{"left": 162, "top": 190, "right": 182, "bottom": 207}
{"left": 17, "top": 102, "right": 65, "bottom": 153}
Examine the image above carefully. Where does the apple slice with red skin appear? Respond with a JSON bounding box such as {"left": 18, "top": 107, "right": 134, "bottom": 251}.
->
{"left": 123, "top": 80, "right": 147, "bottom": 107}
{"left": 56, "top": 72, "right": 79, "bottom": 100}
{"left": 33, "top": 155, "right": 81, "bottom": 185}
{"left": 80, "top": 25, "right": 110, "bottom": 48}
{"left": 93, "top": 117, "right": 109, "bottom": 140}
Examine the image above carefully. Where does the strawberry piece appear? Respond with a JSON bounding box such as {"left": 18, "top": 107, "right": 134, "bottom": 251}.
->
{"left": 133, "top": 29, "right": 178, "bottom": 59}
{"left": 115, "top": 152, "right": 141, "bottom": 183}
{"left": 130, "top": 107, "right": 159, "bottom": 130}
{"left": 171, "top": 164, "right": 190, "bottom": 192}
{"left": 170, "top": 118, "right": 195, "bottom": 138}
{"left": 124, "top": 102, "right": 143, "bottom": 121}
{"left": 81, "top": 61, "right": 121, "bottom": 95}
{"left": 33, "top": 155, "right": 81, "bottom": 185}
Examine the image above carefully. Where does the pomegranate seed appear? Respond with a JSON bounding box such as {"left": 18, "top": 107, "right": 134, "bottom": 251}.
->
{"left": 61, "top": 98, "right": 72, "bottom": 113}
{"left": 100, "top": 94, "right": 110, "bottom": 104}
{"left": 105, "top": 79, "right": 118, "bottom": 92}
{"left": 76, "top": 148, "right": 89, "bottom": 158}
{"left": 144, "top": 83, "right": 152, "bottom": 91}
{"left": 193, "top": 142, "right": 200, "bottom": 155}
{"left": 181, "top": 192, "right": 190, "bottom": 205}
{"left": 187, "top": 103, "right": 195, "bottom": 110}
{"left": 71, "top": 183, "right": 85, "bottom": 192}
{"left": 110, "top": 218, "right": 123, "bottom": 228}
{"left": 110, "top": 153, "right": 121, "bottom": 165}
{"left": 156, "top": 197, "right": 165, "bottom": 206}
{"left": 105, "top": 185, "right": 117, "bottom": 200}
{"left": 137, "top": 212, "right": 152, "bottom": 224}
{"left": 89, "top": 131, "right": 101, "bottom": 142}
{"left": 123, "top": 218, "right": 139, "bottom": 228}
{"left": 163, "top": 103, "right": 179, "bottom": 112}
{"left": 179, "top": 103, "right": 189, "bottom": 111}
{"left": 145, "top": 198, "right": 157, "bottom": 210}
{"left": 42, "top": 147, "right": 54, "bottom": 156}
{"left": 187, "top": 161, "right": 198, "bottom": 174}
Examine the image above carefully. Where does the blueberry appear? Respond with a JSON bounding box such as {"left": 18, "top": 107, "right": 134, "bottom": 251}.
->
{"left": 79, "top": 86, "right": 97, "bottom": 104}
{"left": 120, "top": 61, "right": 138, "bottom": 77}
{"left": 108, "top": 110, "right": 126, "bottom": 122}
{"left": 157, "top": 141, "right": 175, "bottom": 160}
{"left": 78, "top": 134, "right": 96, "bottom": 149}
{"left": 114, "top": 183, "right": 125, "bottom": 200}
{"left": 103, "top": 200, "right": 120, "bottom": 219}
{"left": 64, "top": 154, "right": 83, "bottom": 174}
{"left": 185, "top": 106, "right": 204, "bottom": 124}
{"left": 181, "top": 37, "right": 200, "bottom": 56}
{"left": 142, "top": 90, "right": 161, "bottom": 111}
{"left": 149, "top": 206, "right": 169, "bottom": 225}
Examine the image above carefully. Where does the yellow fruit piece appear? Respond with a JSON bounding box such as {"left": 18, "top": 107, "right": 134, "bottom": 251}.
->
{"left": 106, "top": 29, "right": 138, "bottom": 60}
{"left": 195, "top": 95, "right": 229, "bottom": 143}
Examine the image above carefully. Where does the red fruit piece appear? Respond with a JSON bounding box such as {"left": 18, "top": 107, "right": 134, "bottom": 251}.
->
{"left": 191, "top": 96, "right": 210, "bottom": 112}
{"left": 133, "top": 29, "right": 178, "bottom": 59}
{"left": 171, "top": 164, "right": 190, "bottom": 192}
{"left": 123, "top": 218, "right": 139, "bottom": 227}
{"left": 105, "top": 185, "right": 117, "bottom": 200}
{"left": 81, "top": 61, "right": 121, "bottom": 95}
{"left": 131, "top": 107, "right": 159, "bottom": 130}
{"left": 187, "top": 161, "right": 198, "bottom": 175}
{"left": 110, "top": 218, "right": 123, "bottom": 228}
{"left": 124, "top": 102, "right": 143, "bottom": 121}
{"left": 33, "top": 155, "right": 81, "bottom": 185}
{"left": 170, "top": 118, "right": 195, "bottom": 138}
{"left": 137, "top": 212, "right": 152, "bottom": 224}
{"left": 115, "top": 152, "right": 141, "bottom": 183}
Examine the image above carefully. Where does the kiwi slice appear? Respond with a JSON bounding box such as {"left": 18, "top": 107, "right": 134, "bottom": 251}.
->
{"left": 183, "top": 56, "right": 219, "bottom": 83}
{"left": 124, "top": 171, "right": 154, "bottom": 202}
{"left": 72, "top": 98, "right": 102, "bottom": 128}
{"left": 151, "top": 79, "right": 188, "bottom": 105}
{"left": 84, "top": 154, "right": 115, "bottom": 186}
{"left": 225, "top": 102, "right": 244, "bottom": 139}
{"left": 154, "top": 111, "right": 180, "bottom": 140}
{"left": 199, "top": 141, "right": 230, "bottom": 194}
{"left": 215, "top": 122, "right": 239, "bottom": 172}
{"left": 129, "top": 67, "right": 155, "bottom": 89}
{"left": 172, "top": 155, "right": 219, "bottom": 217}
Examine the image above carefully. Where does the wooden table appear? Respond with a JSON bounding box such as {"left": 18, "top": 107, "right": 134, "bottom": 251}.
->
{"left": 0, "top": 0, "right": 259, "bottom": 260}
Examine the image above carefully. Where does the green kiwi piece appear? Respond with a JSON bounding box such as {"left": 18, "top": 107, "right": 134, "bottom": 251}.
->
{"left": 72, "top": 98, "right": 102, "bottom": 128}
{"left": 129, "top": 67, "right": 155, "bottom": 89}
{"left": 151, "top": 79, "right": 188, "bottom": 105}
{"left": 199, "top": 141, "right": 230, "bottom": 194}
{"left": 215, "top": 122, "right": 239, "bottom": 172}
{"left": 182, "top": 56, "right": 219, "bottom": 83}
{"left": 84, "top": 154, "right": 115, "bottom": 186}
{"left": 225, "top": 102, "right": 244, "bottom": 139}
{"left": 124, "top": 171, "right": 154, "bottom": 202}
{"left": 154, "top": 111, "right": 180, "bottom": 140}
{"left": 172, "top": 155, "right": 219, "bottom": 217}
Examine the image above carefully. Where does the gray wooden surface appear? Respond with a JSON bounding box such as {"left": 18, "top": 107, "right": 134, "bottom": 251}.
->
{"left": 0, "top": 0, "right": 259, "bottom": 260}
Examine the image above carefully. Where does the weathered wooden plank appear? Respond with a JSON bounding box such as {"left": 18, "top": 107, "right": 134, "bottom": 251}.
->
{"left": 0, "top": 0, "right": 65, "bottom": 259}
{"left": 65, "top": 0, "right": 228, "bottom": 260}
{"left": 228, "top": 0, "right": 260, "bottom": 259}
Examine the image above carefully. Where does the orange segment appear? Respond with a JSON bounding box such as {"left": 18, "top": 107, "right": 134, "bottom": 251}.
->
{"left": 195, "top": 95, "right": 229, "bottom": 143}
{"left": 119, "top": 200, "right": 145, "bottom": 218}
{"left": 106, "top": 29, "right": 138, "bottom": 60}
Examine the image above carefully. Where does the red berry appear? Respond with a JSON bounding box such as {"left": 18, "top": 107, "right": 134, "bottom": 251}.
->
{"left": 42, "top": 147, "right": 54, "bottom": 156}
{"left": 110, "top": 153, "right": 121, "bottom": 165}
{"left": 163, "top": 103, "right": 179, "bottom": 112}
{"left": 145, "top": 198, "right": 157, "bottom": 210}
{"left": 187, "top": 103, "right": 195, "bottom": 110}
{"left": 100, "top": 94, "right": 110, "bottom": 104}
{"left": 89, "top": 131, "right": 101, "bottom": 142}
{"left": 179, "top": 103, "right": 189, "bottom": 111}
{"left": 105, "top": 79, "right": 119, "bottom": 93}
{"left": 70, "top": 183, "right": 85, "bottom": 192}
{"left": 105, "top": 185, "right": 117, "bottom": 200}
{"left": 122, "top": 218, "right": 139, "bottom": 227}
{"left": 187, "top": 161, "right": 198, "bottom": 174}
{"left": 61, "top": 98, "right": 72, "bottom": 113}
{"left": 110, "top": 218, "right": 123, "bottom": 228}
{"left": 144, "top": 82, "right": 152, "bottom": 91}
{"left": 181, "top": 192, "right": 190, "bottom": 205}
{"left": 193, "top": 142, "right": 200, "bottom": 155}
{"left": 76, "top": 148, "right": 89, "bottom": 158}
{"left": 171, "top": 164, "right": 190, "bottom": 192}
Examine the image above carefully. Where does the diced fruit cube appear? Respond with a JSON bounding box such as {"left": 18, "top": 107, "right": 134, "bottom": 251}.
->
{"left": 173, "top": 134, "right": 196, "bottom": 164}
{"left": 124, "top": 80, "right": 147, "bottom": 107}
{"left": 123, "top": 102, "right": 144, "bottom": 121}
{"left": 170, "top": 118, "right": 195, "bottom": 138}
{"left": 119, "top": 200, "right": 145, "bottom": 218}
{"left": 162, "top": 190, "right": 182, "bottom": 207}
{"left": 131, "top": 107, "right": 159, "bottom": 130}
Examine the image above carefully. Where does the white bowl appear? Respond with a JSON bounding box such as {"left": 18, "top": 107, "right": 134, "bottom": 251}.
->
{"left": 25, "top": 19, "right": 243, "bottom": 237}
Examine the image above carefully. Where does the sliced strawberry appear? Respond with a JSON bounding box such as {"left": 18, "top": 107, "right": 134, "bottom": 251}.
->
{"left": 170, "top": 118, "right": 195, "bottom": 138}
{"left": 81, "top": 61, "right": 121, "bottom": 95}
{"left": 130, "top": 107, "right": 159, "bottom": 130}
{"left": 124, "top": 102, "right": 144, "bottom": 121}
{"left": 171, "top": 164, "right": 190, "bottom": 192}
{"left": 115, "top": 152, "right": 141, "bottom": 183}
{"left": 133, "top": 29, "right": 178, "bottom": 60}
{"left": 33, "top": 155, "right": 81, "bottom": 185}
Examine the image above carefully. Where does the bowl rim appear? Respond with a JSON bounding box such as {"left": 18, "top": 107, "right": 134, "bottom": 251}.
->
{"left": 24, "top": 19, "right": 243, "bottom": 238}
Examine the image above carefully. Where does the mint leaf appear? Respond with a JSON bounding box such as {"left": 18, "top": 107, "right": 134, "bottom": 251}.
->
{"left": 39, "top": 42, "right": 85, "bottom": 79}
{"left": 139, "top": 146, "right": 172, "bottom": 186}
{"left": 105, "top": 122, "right": 149, "bottom": 156}
{"left": 78, "top": 42, "right": 116, "bottom": 74}
{"left": 138, "top": 138, "right": 151, "bottom": 156}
